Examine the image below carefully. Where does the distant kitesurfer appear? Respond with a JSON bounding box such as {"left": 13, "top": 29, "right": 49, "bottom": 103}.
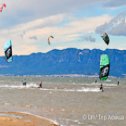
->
{"left": 117, "top": 81, "right": 119, "bottom": 86}
{"left": 95, "top": 79, "right": 97, "bottom": 83}
{"left": 38, "top": 81, "right": 42, "bottom": 88}
{"left": 100, "top": 83, "right": 104, "bottom": 92}
{"left": 22, "top": 79, "right": 27, "bottom": 86}
{"left": 23, "top": 81, "right": 27, "bottom": 86}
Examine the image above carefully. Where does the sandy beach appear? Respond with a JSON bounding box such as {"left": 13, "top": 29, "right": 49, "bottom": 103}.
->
{"left": 0, "top": 112, "right": 59, "bottom": 126}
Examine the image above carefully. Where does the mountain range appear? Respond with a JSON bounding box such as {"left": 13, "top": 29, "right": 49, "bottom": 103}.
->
{"left": 0, "top": 48, "right": 126, "bottom": 77}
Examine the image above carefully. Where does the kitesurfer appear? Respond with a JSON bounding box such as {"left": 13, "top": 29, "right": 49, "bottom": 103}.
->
{"left": 23, "top": 81, "right": 27, "bottom": 86}
{"left": 22, "top": 79, "right": 27, "bottom": 86}
{"left": 100, "top": 83, "right": 104, "bottom": 92}
{"left": 117, "top": 81, "right": 119, "bottom": 86}
{"left": 38, "top": 81, "right": 42, "bottom": 88}
{"left": 95, "top": 79, "right": 97, "bottom": 83}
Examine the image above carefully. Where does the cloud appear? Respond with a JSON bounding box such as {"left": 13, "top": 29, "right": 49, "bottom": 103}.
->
{"left": 0, "top": 13, "right": 111, "bottom": 55}
{"left": 96, "top": 11, "right": 126, "bottom": 36}
{"left": 29, "top": 36, "right": 38, "bottom": 40}
{"left": 0, "top": 0, "right": 101, "bottom": 28}
{"left": 1, "top": 0, "right": 126, "bottom": 55}
{"left": 83, "top": 35, "right": 96, "bottom": 42}
{"left": 103, "top": 0, "right": 126, "bottom": 8}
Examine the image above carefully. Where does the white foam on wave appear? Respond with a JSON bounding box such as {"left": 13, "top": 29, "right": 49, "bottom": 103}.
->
{"left": 0, "top": 83, "right": 38, "bottom": 89}
{"left": 103, "top": 83, "right": 117, "bottom": 87}
{"left": 0, "top": 84, "right": 101, "bottom": 92}
{"left": 40, "top": 87, "right": 101, "bottom": 92}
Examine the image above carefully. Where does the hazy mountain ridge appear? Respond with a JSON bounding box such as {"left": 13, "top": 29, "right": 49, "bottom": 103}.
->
{"left": 0, "top": 48, "right": 126, "bottom": 77}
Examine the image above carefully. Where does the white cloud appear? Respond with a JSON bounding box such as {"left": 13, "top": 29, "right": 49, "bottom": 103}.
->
{"left": 96, "top": 11, "right": 126, "bottom": 36}
{"left": 0, "top": 0, "right": 102, "bottom": 27}
{"left": 0, "top": 14, "right": 111, "bottom": 55}
{"left": 103, "top": 0, "right": 126, "bottom": 8}
{"left": 1, "top": 0, "right": 126, "bottom": 56}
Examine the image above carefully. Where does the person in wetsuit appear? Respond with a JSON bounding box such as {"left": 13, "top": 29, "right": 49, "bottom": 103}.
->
{"left": 117, "top": 81, "right": 119, "bottom": 86}
{"left": 38, "top": 81, "right": 42, "bottom": 88}
{"left": 100, "top": 83, "right": 104, "bottom": 92}
{"left": 22, "top": 79, "right": 27, "bottom": 86}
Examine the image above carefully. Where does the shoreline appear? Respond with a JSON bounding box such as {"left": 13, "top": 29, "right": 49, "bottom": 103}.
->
{"left": 0, "top": 112, "right": 59, "bottom": 126}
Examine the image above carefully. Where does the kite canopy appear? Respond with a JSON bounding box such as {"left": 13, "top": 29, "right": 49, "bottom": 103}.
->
{"left": 0, "top": 3, "right": 6, "bottom": 12}
{"left": 4, "top": 40, "right": 13, "bottom": 62}
{"left": 101, "top": 32, "right": 110, "bottom": 45}
{"left": 99, "top": 54, "right": 110, "bottom": 81}
{"left": 48, "top": 36, "right": 54, "bottom": 45}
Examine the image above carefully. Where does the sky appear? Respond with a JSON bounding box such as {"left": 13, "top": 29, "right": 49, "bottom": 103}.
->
{"left": 0, "top": 0, "right": 126, "bottom": 55}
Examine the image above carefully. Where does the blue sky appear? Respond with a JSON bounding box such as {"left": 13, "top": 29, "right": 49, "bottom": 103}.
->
{"left": 0, "top": 0, "right": 126, "bottom": 55}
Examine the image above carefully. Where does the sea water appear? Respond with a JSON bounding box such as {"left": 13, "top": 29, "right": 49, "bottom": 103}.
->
{"left": 0, "top": 76, "right": 126, "bottom": 126}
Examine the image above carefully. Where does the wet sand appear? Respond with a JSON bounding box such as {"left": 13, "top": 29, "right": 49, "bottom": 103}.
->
{"left": 0, "top": 112, "right": 59, "bottom": 126}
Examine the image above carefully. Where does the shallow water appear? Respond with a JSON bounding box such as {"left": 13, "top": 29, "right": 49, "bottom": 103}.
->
{"left": 0, "top": 76, "right": 126, "bottom": 126}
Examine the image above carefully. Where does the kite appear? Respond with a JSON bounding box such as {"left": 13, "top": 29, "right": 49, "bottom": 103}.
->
{"left": 4, "top": 40, "right": 13, "bottom": 62}
{"left": 99, "top": 54, "right": 110, "bottom": 81}
{"left": 101, "top": 32, "right": 110, "bottom": 45}
{"left": 0, "top": 3, "right": 6, "bottom": 13}
{"left": 48, "top": 36, "right": 54, "bottom": 45}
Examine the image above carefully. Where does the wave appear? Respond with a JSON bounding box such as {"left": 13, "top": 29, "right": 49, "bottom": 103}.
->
{"left": 0, "top": 83, "right": 38, "bottom": 89}
{"left": 0, "top": 84, "right": 101, "bottom": 92}
{"left": 40, "top": 87, "right": 101, "bottom": 92}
